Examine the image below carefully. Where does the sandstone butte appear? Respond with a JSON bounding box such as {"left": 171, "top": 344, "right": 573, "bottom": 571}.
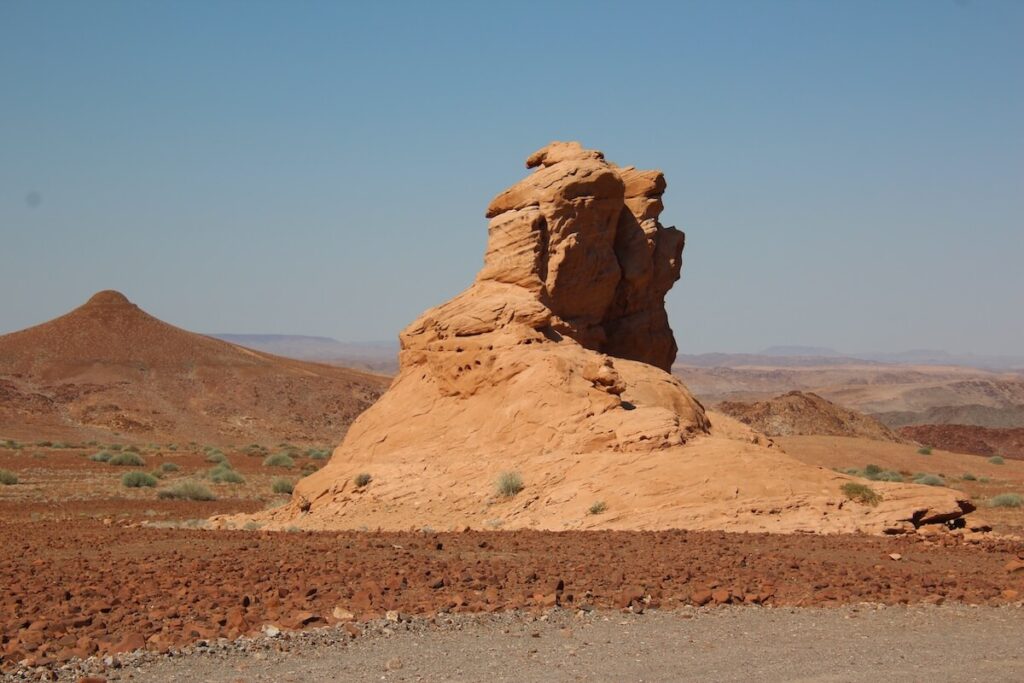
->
{"left": 231, "top": 141, "right": 975, "bottom": 535}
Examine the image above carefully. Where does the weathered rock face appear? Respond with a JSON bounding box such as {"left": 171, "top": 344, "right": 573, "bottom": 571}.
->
{"left": 362, "top": 141, "right": 712, "bottom": 462}
{"left": 475, "top": 141, "right": 684, "bottom": 371}
{"left": 230, "top": 143, "right": 974, "bottom": 536}
{"left": 390, "top": 142, "right": 709, "bottom": 454}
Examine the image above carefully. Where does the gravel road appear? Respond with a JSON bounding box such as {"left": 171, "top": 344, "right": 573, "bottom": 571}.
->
{"left": 103, "top": 605, "right": 1023, "bottom": 683}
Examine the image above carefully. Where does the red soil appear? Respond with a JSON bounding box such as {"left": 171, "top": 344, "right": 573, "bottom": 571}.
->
{"left": 1, "top": 521, "right": 1022, "bottom": 671}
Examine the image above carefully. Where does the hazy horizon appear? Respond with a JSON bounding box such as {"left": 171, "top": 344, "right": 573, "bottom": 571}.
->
{"left": 3, "top": 1, "right": 1022, "bottom": 355}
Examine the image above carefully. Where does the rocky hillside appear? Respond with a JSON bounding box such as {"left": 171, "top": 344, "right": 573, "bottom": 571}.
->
{"left": 899, "top": 424, "right": 1024, "bottom": 461}
{"left": 0, "top": 291, "right": 388, "bottom": 444}
{"left": 716, "top": 391, "right": 904, "bottom": 441}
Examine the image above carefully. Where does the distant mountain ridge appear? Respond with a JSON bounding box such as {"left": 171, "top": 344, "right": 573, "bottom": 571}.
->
{"left": 677, "top": 348, "right": 1024, "bottom": 371}
{"left": 211, "top": 334, "right": 1024, "bottom": 373}
{"left": 211, "top": 334, "right": 399, "bottom": 374}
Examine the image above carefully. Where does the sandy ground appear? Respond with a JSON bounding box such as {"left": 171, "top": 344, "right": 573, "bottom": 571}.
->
{"left": 95, "top": 605, "right": 1024, "bottom": 683}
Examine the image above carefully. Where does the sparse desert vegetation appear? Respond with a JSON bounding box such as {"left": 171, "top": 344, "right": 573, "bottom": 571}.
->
{"left": 588, "top": 501, "right": 608, "bottom": 515}
{"left": 208, "top": 465, "right": 245, "bottom": 484}
{"left": 205, "top": 449, "right": 229, "bottom": 464}
{"left": 354, "top": 472, "right": 372, "bottom": 488}
{"left": 989, "top": 493, "right": 1023, "bottom": 508}
{"left": 917, "top": 446, "right": 932, "bottom": 455}
{"left": 843, "top": 464, "right": 903, "bottom": 482}
{"left": 122, "top": 471, "right": 158, "bottom": 488}
{"left": 913, "top": 474, "right": 945, "bottom": 487}
{"left": 108, "top": 452, "right": 145, "bottom": 467}
{"left": 989, "top": 456, "right": 1005, "bottom": 465}
{"left": 496, "top": 471, "right": 524, "bottom": 497}
{"left": 0, "top": 469, "right": 18, "bottom": 486}
{"left": 263, "top": 452, "right": 295, "bottom": 468}
{"left": 157, "top": 481, "right": 217, "bottom": 501}
{"left": 840, "top": 482, "right": 882, "bottom": 506}
{"left": 271, "top": 478, "right": 294, "bottom": 494}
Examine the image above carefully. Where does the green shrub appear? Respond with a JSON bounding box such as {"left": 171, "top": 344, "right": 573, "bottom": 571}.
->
{"left": 857, "top": 464, "right": 902, "bottom": 482}
{"left": 840, "top": 482, "right": 882, "bottom": 506}
{"left": 89, "top": 451, "right": 113, "bottom": 462}
{"left": 2, "top": 439, "right": 19, "bottom": 449}
{"left": 157, "top": 481, "right": 216, "bottom": 501}
{"left": 989, "top": 456, "right": 1005, "bottom": 465}
{"left": 989, "top": 493, "right": 1023, "bottom": 508}
{"left": 306, "top": 448, "right": 331, "bottom": 460}
{"left": 36, "top": 440, "right": 52, "bottom": 447}
{"left": 122, "top": 471, "right": 158, "bottom": 488}
{"left": 205, "top": 450, "right": 229, "bottom": 464}
{"left": 108, "top": 452, "right": 145, "bottom": 466}
{"left": 149, "top": 469, "right": 164, "bottom": 479}
{"left": 979, "top": 477, "right": 991, "bottom": 483}
{"left": 160, "top": 462, "right": 180, "bottom": 473}
{"left": 271, "top": 478, "right": 294, "bottom": 494}
{"left": 914, "top": 474, "right": 945, "bottom": 487}
{"left": 588, "top": 500, "right": 607, "bottom": 515}
{"left": 0, "top": 469, "right": 18, "bottom": 485}
{"left": 208, "top": 465, "right": 245, "bottom": 484}
{"left": 496, "top": 471, "right": 524, "bottom": 497}
{"left": 354, "top": 472, "right": 372, "bottom": 488}
{"left": 263, "top": 453, "right": 295, "bottom": 468}
{"left": 124, "top": 444, "right": 141, "bottom": 453}
{"left": 109, "top": 444, "right": 123, "bottom": 451}
{"left": 962, "top": 473, "right": 977, "bottom": 481}
{"left": 917, "top": 446, "right": 932, "bottom": 455}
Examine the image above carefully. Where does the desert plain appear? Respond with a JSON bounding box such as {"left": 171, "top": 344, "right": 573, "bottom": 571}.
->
{"left": 2, "top": 143, "right": 1023, "bottom": 682}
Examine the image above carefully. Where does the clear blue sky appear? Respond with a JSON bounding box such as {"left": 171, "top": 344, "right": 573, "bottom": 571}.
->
{"left": 2, "top": 1, "right": 1022, "bottom": 355}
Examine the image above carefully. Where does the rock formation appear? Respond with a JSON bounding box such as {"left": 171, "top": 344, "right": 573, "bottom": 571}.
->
{"left": 237, "top": 142, "right": 974, "bottom": 535}
{"left": 481, "top": 141, "right": 685, "bottom": 371}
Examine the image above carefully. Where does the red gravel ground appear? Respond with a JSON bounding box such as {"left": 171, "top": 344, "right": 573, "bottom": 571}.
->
{"left": 2, "top": 520, "right": 1023, "bottom": 672}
